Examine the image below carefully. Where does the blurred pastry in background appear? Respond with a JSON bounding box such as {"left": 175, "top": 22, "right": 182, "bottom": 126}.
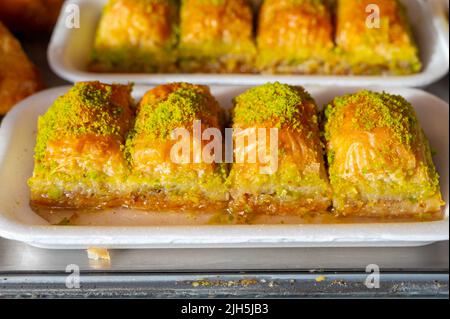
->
{"left": 335, "top": 0, "right": 421, "bottom": 75}
{"left": 256, "top": 0, "right": 335, "bottom": 74}
{"left": 0, "top": 0, "right": 63, "bottom": 33}
{"left": 178, "top": 0, "right": 256, "bottom": 73}
{"left": 0, "top": 21, "right": 44, "bottom": 115}
{"left": 90, "top": 0, "right": 179, "bottom": 73}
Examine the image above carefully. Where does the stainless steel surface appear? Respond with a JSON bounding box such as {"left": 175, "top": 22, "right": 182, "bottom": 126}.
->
{"left": 0, "top": 34, "right": 448, "bottom": 297}
{"left": 0, "top": 239, "right": 449, "bottom": 272}
{"left": 1, "top": 273, "right": 448, "bottom": 298}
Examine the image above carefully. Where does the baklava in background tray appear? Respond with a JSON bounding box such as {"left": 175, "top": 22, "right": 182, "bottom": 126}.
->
{"left": 48, "top": 0, "right": 449, "bottom": 86}
{"left": 335, "top": 0, "right": 422, "bottom": 75}
{"left": 89, "top": 0, "right": 179, "bottom": 73}
{"left": 256, "top": 0, "right": 335, "bottom": 74}
{"left": 178, "top": 0, "right": 256, "bottom": 73}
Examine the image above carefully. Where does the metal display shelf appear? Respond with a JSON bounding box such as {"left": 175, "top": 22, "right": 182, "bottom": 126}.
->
{"left": 0, "top": 35, "right": 448, "bottom": 298}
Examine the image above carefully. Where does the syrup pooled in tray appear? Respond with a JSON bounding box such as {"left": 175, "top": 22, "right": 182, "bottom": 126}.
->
{"left": 33, "top": 206, "right": 445, "bottom": 227}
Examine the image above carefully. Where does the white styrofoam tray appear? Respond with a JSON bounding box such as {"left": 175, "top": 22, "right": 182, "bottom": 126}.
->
{"left": 48, "top": 0, "right": 449, "bottom": 87}
{"left": 0, "top": 86, "right": 448, "bottom": 249}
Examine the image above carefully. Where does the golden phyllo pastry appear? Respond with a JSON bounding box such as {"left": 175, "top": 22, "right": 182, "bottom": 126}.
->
{"left": 323, "top": 91, "right": 444, "bottom": 217}
{"left": 0, "top": 21, "right": 44, "bottom": 115}
{"left": 28, "top": 82, "right": 134, "bottom": 208}
{"left": 90, "top": 0, "right": 178, "bottom": 73}
{"left": 335, "top": 0, "right": 421, "bottom": 75}
{"left": 178, "top": 0, "right": 256, "bottom": 73}
{"left": 256, "top": 0, "right": 334, "bottom": 74}
{"left": 228, "top": 83, "right": 332, "bottom": 216}
{"left": 126, "top": 83, "right": 228, "bottom": 211}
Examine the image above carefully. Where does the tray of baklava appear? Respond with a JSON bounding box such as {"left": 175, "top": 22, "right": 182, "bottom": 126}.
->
{"left": 48, "top": 0, "right": 449, "bottom": 87}
{"left": 0, "top": 81, "right": 447, "bottom": 249}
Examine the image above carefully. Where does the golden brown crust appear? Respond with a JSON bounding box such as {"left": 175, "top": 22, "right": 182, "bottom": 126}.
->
{"left": 178, "top": 0, "right": 256, "bottom": 73}
{"left": 90, "top": 0, "right": 178, "bottom": 73}
{"left": 256, "top": 0, "right": 334, "bottom": 74}
{"left": 336, "top": 0, "right": 412, "bottom": 50}
{"left": 0, "top": 21, "right": 44, "bottom": 115}
{"left": 335, "top": 0, "right": 421, "bottom": 75}
{"left": 31, "top": 137, "right": 130, "bottom": 209}
{"left": 180, "top": 0, "right": 254, "bottom": 47}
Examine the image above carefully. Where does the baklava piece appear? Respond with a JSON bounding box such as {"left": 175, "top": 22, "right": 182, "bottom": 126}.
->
{"left": 335, "top": 0, "right": 421, "bottom": 75}
{"left": 178, "top": 0, "right": 256, "bottom": 73}
{"left": 227, "top": 83, "right": 332, "bottom": 216}
{"left": 28, "top": 82, "right": 135, "bottom": 209}
{"left": 323, "top": 90, "right": 444, "bottom": 217}
{"left": 0, "top": 21, "right": 44, "bottom": 115}
{"left": 0, "top": 0, "right": 63, "bottom": 33}
{"left": 256, "top": 0, "right": 335, "bottom": 74}
{"left": 90, "top": 0, "right": 178, "bottom": 73}
{"left": 126, "top": 83, "right": 228, "bottom": 211}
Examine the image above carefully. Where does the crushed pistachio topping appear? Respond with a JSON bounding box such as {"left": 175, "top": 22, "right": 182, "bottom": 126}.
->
{"left": 232, "top": 82, "right": 314, "bottom": 129}
{"left": 34, "top": 82, "right": 128, "bottom": 161}
{"left": 132, "top": 83, "right": 214, "bottom": 140}
{"left": 324, "top": 90, "right": 418, "bottom": 147}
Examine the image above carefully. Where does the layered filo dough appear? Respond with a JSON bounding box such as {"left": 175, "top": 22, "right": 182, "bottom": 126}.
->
{"left": 28, "top": 82, "right": 135, "bottom": 209}
{"left": 178, "top": 0, "right": 256, "bottom": 73}
{"left": 335, "top": 0, "right": 421, "bottom": 75}
{"left": 28, "top": 81, "right": 445, "bottom": 220}
{"left": 125, "top": 83, "right": 229, "bottom": 211}
{"left": 90, "top": 0, "right": 179, "bottom": 73}
{"left": 256, "top": 0, "right": 335, "bottom": 74}
{"left": 323, "top": 90, "right": 444, "bottom": 217}
{"left": 0, "top": 21, "right": 44, "bottom": 115}
{"left": 227, "top": 83, "right": 332, "bottom": 216}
